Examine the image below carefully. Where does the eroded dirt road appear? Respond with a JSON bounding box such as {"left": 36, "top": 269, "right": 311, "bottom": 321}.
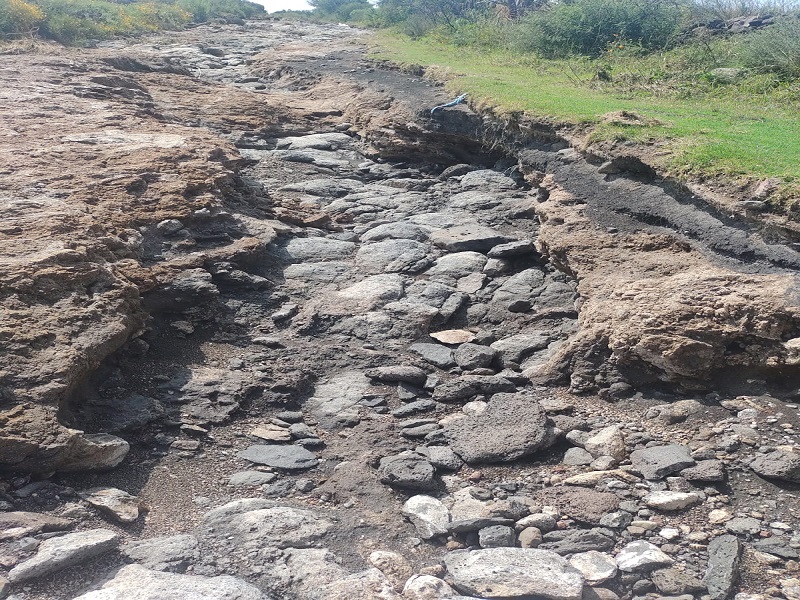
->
{"left": 3, "top": 19, "right": 800, "bottom": 600}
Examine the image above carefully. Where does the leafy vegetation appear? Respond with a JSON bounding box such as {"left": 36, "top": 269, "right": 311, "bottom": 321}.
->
{"left": 0, "top": 0, "right": 264, "bottom": 44}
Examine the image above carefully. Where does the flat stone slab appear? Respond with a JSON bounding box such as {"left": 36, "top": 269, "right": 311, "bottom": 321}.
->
{"left": 443, "top": 392, "right": 552, "bottom": 463}
{"left": 121, "top": 534, "right": 199, "bottom": 573}
{"left": 73, "top": 564, "right": 267, "bottom": 599}
{"left": 200, "top": 500, "right": 332, "bottom": 551}
{"left": 629, "top": 444, "right": 695, "bottom": 480}
{"left": 9, "top": 529, "right": 120, "bottom": 582}
{"left": 444, "top": 547, "right": 584, "bottom": 600}
{"left": 79, "top": 487, "right": 140, "bottom": 523}
{"left": 430, "top": 225, "right": 512, "bottom": 253}
{"left": 615, "top": 540, "right": 673, "bottom": 572}
{"left": 750, "top": 449, "right": 800, "bottom": 482}
{"left": 237, "top": 445, "right": 318, "bottom": 470}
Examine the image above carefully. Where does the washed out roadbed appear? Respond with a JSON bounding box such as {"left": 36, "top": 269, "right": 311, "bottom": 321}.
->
{"left": 2, "top": 19, "right": 800, "bottom": 600}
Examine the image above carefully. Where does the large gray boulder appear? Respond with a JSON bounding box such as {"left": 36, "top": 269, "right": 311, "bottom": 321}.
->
{"left": 750, "top": 450, "right": 800, "bottom": 482}
{"left": 443, "top": 392, "right": 554, "bottom": 464}
{"left": 9, "top": 529, "right": 119, "bottom": 582}
{"left": 444, "top": 547, "right": 584, "bottom": 599}
{"left": 72, "top": 564, "right": 268, "bottom": 599}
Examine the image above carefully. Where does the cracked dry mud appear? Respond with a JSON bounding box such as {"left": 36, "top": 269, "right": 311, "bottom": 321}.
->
{"left": 3, "top": 18, "right": 800, "bottom": 600}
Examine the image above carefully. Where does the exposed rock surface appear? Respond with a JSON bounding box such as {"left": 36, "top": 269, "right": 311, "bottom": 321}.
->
{"left": 0, "top": 17, "right": 799, "bottom": 600}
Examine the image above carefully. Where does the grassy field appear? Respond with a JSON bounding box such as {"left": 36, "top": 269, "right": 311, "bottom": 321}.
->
{"left": 372, "top": 32, "right": 800, "bottom": 201}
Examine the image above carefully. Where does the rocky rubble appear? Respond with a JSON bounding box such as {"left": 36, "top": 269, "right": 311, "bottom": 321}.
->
{"left": 1, "top": 17, "right": 800, "bottom": 600}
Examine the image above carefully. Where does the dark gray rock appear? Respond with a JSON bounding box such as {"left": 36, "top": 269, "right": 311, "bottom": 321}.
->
{"left": 629, "top": 445, "right": 695, "bottom": 480}
{"left": 237, "top": 445, "right": 318, "bottom": 470}
{"left": 681, "top": 460, "right": 725, "bottom": 482}
{"left": 378, "top": 451, "right": 437, "bottom": 491}
{"left": 8, "top": 529, "right": 119, "bottom": 582}
{"left": 122, "top": 534, "right": 199, "bottom": 573}
{"left": 750, "top": 538, "right": 799, "bottom": 559}
{"left": 487, "top": 240, "right": 538, "bottom": 258}
{"left": 430, "top": 225, "right": 512, "bottom": 253}
{"left": 453, "top": 343, "right": 498, "bottom": 370}
{"left": 443, "top": 392, "right": 553, "bottom": 464}
{"left": 392, "top": 400, "right": 438, "bottom": 417}
{"left": 704, "top": 535, "right": 741, "bottom": 600}
{"left": 724, "top": 516, "right": 761, "bottom": 536}
{"left": 432, "top": 376, "right": 515, "bottom": 403}
{"left": 356, "top": 239, "right": 430, "bottom": 274}
{"left": 750, "top": 450, "right": 800, "bottom": 482}
{"left": 449, "top": 517, "right": 515, "bottom": 534}
{"left": 478, "top": 525, "right": 515, "bottom": 548}
{"left": 365, "top": 366, "right": 428, "bottom": 386}
{"left": 409, "top": 343, "right": 455, "bottom": 369}
{"left": 539, "top": 529, "right": 615, "bottom": 555}
{"left": 417, "top": 445, "right": 463, "bottom": 471}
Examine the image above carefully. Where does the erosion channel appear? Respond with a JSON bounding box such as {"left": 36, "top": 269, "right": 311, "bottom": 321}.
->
{"left": 3, "top": 19, "right": 800, "bottom": 600}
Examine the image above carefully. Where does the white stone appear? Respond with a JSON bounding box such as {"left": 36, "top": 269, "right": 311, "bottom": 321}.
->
{"left": 709, "top": 509, "right": 733, "bottom": 524}
{"left": 444, "top": 548, "right": 584, "bottom": 600}
{"left": 73, "top": 564, "right": 267, "bottom": 599}
{"left": 402, "top": 574, "right": 458, "bottom": 599}
{"left": 660, "top": 527, "right": 681, "bottom": 540}
{"left": 615, "top": 540, "right": 673, "bottom": 572}
{"left": 402, "top": 495, "right": 451, "bottom": 539}
{"left": 568, "top": 551, "right": 618, "bottom": 585}
{"left": 583, "top": 426, "right": 626, "bottom": 462}
{"left": 643, "top": 491, "right": 702, "bottom": 511}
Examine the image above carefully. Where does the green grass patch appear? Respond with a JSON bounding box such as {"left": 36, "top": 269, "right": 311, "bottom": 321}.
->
{"left": 372, "top": 31, "right": 800, "bottom": 198}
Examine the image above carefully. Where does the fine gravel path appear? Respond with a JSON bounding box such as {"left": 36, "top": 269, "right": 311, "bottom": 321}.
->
{"left": 3, "top": 19, "right": 800, "bottom": 600}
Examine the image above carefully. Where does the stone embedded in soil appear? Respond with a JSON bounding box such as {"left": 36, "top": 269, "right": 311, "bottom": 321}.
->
{"left": 536, "top": 488, "right": 620, "bottom": 526}
{"left": 643, "top": 491, "right": 702, "bottom": 511}
{"left": 629, "top": 444, "right": 695, "bottom": 480}
{"left": 79, "top": 487, "right": 141, "bottom": 523}
{"left": 409, "top": 343, "right": 456, "bottom": 368}
{"left": 237, "top": 444, "right": 318, "bottom": 470}
{"left": 364, "top": 365, "right": 428, "bottom": 386}
{"left": 489, "top": 333, "right": 551, "bottom": 364}
{"left": 444, "top": 547, "right": 584, "bottom": 600}
{"left": 453, "top": 343, "right": 497, "bottom": 370}
{"left": 304, "top": 371, "right": 370, "bottom": 430}
{"left": 378, "top": 451, "right": 437, "bottom": 491}
{"left": 277, "top": 236, "right": 356, "bottom": 263}
{"left": 681, "top": 459, "right": 726, "bottom": 482}
{"left": 443, "top": 392, "right": 553, "bottom": 464}
{"left": 704, "top": 535, "right": 741, "bottom": 600}
{"left": 0, "top": 511, "right": 72, "bottom": 538}
{"left": 429, "top": 224, "right": 512, "bottom": 253}
{"left": 402, "top": 495, "right": 451, "bottom": 539}
{"left": 615, "top": 540, "right": 673, "bottom": 572}
{"left": 355, "top": 239, "right": 430, "bottom": 273}
{"left": 750, "top": 449, "right": 800, "bottom": 482}
{"left": 8, "top": 529, "right": 120, "bottom": 583}
{"left": 228, "top": 471, "right": 277, "bottom": 487}
{"left": 72, "top": 564, "right": 267, "bottom": 600}
{"left": 459, "top": 170, "right": 518, "bottom": 191}
{"left": 200, "top": 499, "right": 332, "bottom": 551}
{"left": 121, "top": 534, "right": 199, "bottom": 573}
{"left": 432, "top": 376, "right": 516, "bottom": 403}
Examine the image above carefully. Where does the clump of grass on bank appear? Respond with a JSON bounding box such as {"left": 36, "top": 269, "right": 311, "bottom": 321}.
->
{"left": 371, "top": 31, "right": 800, "bottom": 211}
{"left": 0, "top": 0, "right": 264, "bottom": 44}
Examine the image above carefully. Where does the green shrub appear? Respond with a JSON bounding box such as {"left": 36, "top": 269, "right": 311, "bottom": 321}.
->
{"left": 0, "top": 0, "right": 45, "bottom": 36}
{"left": 737, "top": 16, "right": 800, "bottom": 78}
{"left": 510, "top": 0, "right": 686, "bottom": 57}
